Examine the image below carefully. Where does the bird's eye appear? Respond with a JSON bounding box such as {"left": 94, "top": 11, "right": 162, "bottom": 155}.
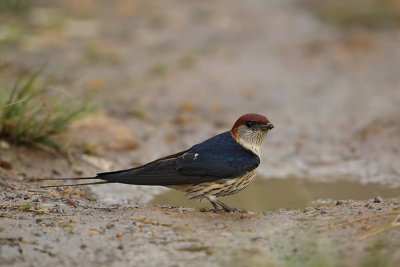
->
{"left": 245, "top": 121, "right": 253, "bottom": 128}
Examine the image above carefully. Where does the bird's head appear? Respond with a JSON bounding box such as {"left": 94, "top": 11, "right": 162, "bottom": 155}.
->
{"left": 230, "top": 113, "right": 274, "bottom": 155}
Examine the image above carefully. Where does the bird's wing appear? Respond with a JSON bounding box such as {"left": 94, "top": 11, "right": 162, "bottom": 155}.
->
{"left": 175, "top": 151, "right": 259, "bottom": 179}
{"left": 174, "top": 131, "right": 260, "bottom": 180}
{"left": 96, "top": 131, "right": 260, "bottom": 185}
{"left": 95, "top": 150, "right": 190, "bottom": 185}
{"left": 96, "top": 150, "right": 259, "bottom": 186}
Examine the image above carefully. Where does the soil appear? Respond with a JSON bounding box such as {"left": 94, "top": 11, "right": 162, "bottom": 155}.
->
{"left": 1, "top": 0, "right": 400, "bottom": 266}
{"left": 1, "top": 172, "right": 400, "bottom": 266}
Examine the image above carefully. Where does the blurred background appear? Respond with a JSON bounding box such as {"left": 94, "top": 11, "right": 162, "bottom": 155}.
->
{"left": 1, "top": 0, "right": 399, "bottom": 209}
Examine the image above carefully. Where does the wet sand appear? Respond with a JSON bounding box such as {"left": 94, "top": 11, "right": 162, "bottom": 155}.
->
{"left": 1, "top": 172, "right": 400, "bottom": 266}
{"left": 152, "top": 177, "right": 400, "bottom": 212}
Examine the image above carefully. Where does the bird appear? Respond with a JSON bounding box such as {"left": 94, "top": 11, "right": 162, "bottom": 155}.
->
{"left": 41, "top": 113, "right": 274, "bottom": 212}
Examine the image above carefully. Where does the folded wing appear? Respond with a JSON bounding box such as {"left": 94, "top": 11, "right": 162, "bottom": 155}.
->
{"left": 96, "top": 132, "right": 260, "bottom": 185}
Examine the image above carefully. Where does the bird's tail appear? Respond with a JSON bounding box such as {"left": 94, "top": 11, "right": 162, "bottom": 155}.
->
{"left": 38, "top": 177, "right": 111, "bottom": 188}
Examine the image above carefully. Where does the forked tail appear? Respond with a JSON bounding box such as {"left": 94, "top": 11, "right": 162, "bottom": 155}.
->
{"left": 38, "top": 177, "right": 111, "bottom": 188}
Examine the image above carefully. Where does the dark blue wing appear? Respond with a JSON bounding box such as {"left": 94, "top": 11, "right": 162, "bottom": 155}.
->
{"left": 96, "top": 131, "right": 260, "bottom": 185}
{"left": 176, "top": 132, "right": 260, "bottom": 178}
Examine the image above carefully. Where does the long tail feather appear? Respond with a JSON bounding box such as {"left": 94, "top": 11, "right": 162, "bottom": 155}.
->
{"left": 40, "top": 181, "right": 110, "bottom": 188}
{"left": 38, "top": 177, "right": 96, "bottom": 181}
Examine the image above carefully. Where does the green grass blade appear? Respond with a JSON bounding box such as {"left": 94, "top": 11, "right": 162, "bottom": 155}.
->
{"left": 0, "top": 66, "right": 94, "bottom": 147}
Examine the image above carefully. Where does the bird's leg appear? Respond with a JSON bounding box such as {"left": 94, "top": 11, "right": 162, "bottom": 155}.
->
{"left": 210, "top": 201, "right": 221, "bottom": 212}
{"left": 207, "top": 196, "right": 238, "bottom": 212}
{"left": 206, "top": 196, "right": 222, "bottom": 212}
{"left": 214, "top": 198, "right": 239, "bottom": 212}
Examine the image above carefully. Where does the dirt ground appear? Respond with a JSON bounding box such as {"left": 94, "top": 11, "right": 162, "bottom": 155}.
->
{"left": 1, "top": 0, "right": 400, "bottom": 266}
{"left": 1, "top": 170, "right": 400, "bottom": 266}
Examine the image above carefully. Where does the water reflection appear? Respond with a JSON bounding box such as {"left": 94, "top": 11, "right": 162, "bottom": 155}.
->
{"left": 151, "top": 177, "right": 400, "bottom": 212}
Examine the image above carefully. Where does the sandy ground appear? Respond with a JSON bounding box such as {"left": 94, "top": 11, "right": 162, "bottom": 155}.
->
{"left": 1, "top": 0, "right": 400, "bottom": 266}
{"left": 1, "top": 171, "right": 400, "bottom": 266}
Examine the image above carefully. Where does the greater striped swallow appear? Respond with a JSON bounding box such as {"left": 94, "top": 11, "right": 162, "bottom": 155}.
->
{"left": 41, "top": 113, "right": 274, "bottom": 212}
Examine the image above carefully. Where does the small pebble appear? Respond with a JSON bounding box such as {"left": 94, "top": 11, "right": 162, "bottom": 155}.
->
{"left": 373, "top": 197, "right": 382, "bottom": 203}
{"left": 0, "top": 160, "right": 13, "bottom": 170}
{"left": 106, "top": 223, "right": 115, "bottom": 229}
{"left": 303, "top": 207, "right": 314, "bottom": 213}
{"left": 361, "top": 223, "right": 372, "bottom": 230}
{"left": 336, "top": 200, "right": 344, "bottom": 206}
{"left": 0, "top": 140, "right": 10, "bottom": 149}
{"left": 67, "top": 199, "right": 77, "bottom": 207}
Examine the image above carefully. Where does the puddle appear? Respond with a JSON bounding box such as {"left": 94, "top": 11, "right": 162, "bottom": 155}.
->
{"left": 151, "top": 177, "right": 400, "bottom": 212}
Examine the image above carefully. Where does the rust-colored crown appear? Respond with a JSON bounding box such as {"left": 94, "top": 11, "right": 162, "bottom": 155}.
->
{"left": 230, "top": 113, "right": 270, "bottom": 138}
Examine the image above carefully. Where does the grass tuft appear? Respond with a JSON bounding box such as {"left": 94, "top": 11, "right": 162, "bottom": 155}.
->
{"left": 303, "top": 0, "right": 400, "bottom": 28}
{"left": 0, "top": 0, "right": 31, "bottom": 14}
{"left": 0, "top": 67, "right": 93, "bottom": 147}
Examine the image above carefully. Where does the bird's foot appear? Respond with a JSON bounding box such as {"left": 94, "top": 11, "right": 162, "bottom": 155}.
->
{"left": 155, "top": 205, "right": 195, "bottom": 212}
{"left": 208, "top": 196, "right": 239, "bottom": 213}
{"left": 220, "top": 205, "right": 239, "bottom": 213}
{"left": 215, "top": 199, "right": 239, "bottom": 212}
{"left": 209, "top": 208, "right": 223, "bottom": 213}
{"left": 203, "top": 207, "right": 235, "bottom": 213}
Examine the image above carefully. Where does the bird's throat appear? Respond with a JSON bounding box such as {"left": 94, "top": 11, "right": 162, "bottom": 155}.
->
{"left": 236, "top": 139, "right": 262, "bottom": 156}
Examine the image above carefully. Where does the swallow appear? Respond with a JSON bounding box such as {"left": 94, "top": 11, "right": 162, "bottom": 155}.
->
{"left": 41, "top": 114, "right": 274, "bottom": 212}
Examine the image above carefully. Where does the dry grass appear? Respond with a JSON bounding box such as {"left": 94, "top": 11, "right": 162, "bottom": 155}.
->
{"left": 303, "top": 0, "right": 400, "bottom": 27}
{"left": 0, "top": 67, "right": 93, "bottom": 147}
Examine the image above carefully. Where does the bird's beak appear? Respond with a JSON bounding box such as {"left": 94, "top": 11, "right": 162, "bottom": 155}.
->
{"left": 261, "top": 122, "right": 274, "bottom": 131}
